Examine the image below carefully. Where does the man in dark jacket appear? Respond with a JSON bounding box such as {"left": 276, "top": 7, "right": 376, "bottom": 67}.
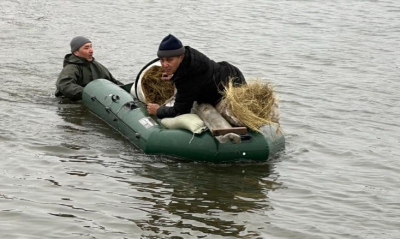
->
{"left": 147, "top": 34, "right": 246, "bottom": 119}
{"left": 55, "top": 36, "right": 122, "bottom": 101}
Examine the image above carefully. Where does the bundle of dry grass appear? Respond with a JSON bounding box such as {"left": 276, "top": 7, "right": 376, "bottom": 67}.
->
{"left": 221, "top": 79, "right": 280, "bottom": 132}
{"left": 141, "top": 65, "right": 175, "bottom": 105}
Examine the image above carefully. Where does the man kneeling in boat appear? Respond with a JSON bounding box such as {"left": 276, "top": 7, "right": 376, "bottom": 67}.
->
{"left": 146, "top": 34, "right": 246, "bottom": 119}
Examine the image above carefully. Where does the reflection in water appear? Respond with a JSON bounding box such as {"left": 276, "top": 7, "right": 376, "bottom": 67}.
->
{"left": 54, "top": 99, "right": 138, "bottom": 153}
{"left": 123, "top": 161, "right": 281, "bottom": 238}
{"left": 55, "top": 99, "right": 94, "bottom": 127}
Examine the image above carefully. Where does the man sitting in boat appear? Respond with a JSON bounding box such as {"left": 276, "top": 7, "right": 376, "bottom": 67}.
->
{"left": 55, "top": 36, "right": 123, "bottom": 101}
{"left": 146, "top": 34, "right": 246, "bottom": 119}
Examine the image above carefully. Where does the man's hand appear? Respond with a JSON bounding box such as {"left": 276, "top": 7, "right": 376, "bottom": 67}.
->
{"left": 147, "top": 103, "right": 160, "bottom": 115}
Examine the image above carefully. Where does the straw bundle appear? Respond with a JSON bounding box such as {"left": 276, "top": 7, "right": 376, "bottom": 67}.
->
{"left": 141, "top": 65, "right": 175, "bottom": 105}
{"left": 221, "top": 79, "right": 280, "bottom": 132}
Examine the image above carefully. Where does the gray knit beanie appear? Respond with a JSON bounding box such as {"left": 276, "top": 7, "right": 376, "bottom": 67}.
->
{"left": 70, "top": 36, "right": 91, "bottom": 52}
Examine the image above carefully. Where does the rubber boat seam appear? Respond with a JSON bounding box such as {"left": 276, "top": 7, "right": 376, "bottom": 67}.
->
{"left": 91, "top": 95, "right": 140, "bottom": 136}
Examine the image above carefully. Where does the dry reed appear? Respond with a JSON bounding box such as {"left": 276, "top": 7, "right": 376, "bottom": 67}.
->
{"left": 222, "top": 79, "right": 279, "bottom": 132}
{"left": 141, "top": 65, "right": 175, "bottom": 105}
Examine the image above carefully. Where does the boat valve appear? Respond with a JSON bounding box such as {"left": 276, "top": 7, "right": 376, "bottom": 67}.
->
{"left": 111, "top": 94, "right": 120, "bottom": 102}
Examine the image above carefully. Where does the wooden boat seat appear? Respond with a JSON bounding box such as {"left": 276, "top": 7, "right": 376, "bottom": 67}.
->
{"left": 211, "top": 127, "right": 247, "bottom": 136}
{"left": 193, "top": 103, "right": 248, "bottom": 138}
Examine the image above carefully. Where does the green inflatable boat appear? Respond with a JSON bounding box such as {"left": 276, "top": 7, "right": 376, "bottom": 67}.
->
{"left": 82, "top": 63, "right": 285, "bottom": 163}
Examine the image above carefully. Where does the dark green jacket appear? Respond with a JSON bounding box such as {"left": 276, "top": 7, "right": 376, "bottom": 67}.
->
{"left": 156, "top": 46, "right": 246, "bottom": 119}
{"left": 55, "top": 54, "right": 122, "bottom": 101}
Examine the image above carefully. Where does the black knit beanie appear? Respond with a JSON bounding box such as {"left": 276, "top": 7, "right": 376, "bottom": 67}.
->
{"left": 157, "top": 34, "right": 185, "bottom": 58}
{"left": 70, "top": 36, "right": 91, "bottom": 52}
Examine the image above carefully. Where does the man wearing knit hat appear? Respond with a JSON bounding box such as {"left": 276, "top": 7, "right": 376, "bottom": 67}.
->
{"left": 147, "top": 34, "right": 246, "bottom": 119}
{"left": 55, "top": 36, "right": 123, "bottom": 101}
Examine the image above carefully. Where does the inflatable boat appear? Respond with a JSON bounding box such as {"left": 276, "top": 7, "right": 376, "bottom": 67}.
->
{"left": 82, "top": 62, "right": 285, "bottom": 163}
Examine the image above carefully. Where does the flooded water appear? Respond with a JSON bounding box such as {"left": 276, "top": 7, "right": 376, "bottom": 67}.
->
{"left": 1, "top": 0, "right": 399, "bottom": 238}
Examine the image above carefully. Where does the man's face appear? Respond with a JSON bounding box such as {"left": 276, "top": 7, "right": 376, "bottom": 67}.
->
{"left": 159, "top": 55, "right": 184, "bottom": 76}
{"left": 74, "top": 42, "right": 93, "bottom": 62}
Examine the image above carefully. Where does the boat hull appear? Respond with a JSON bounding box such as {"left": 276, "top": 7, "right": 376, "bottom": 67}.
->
{"left": 82, "top": 79, "right": 285, "bottom": 163}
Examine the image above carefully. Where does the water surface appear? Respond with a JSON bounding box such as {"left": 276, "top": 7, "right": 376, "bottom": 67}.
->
{"left": 1, "top": 0, "right": 399, "bottom": 238}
